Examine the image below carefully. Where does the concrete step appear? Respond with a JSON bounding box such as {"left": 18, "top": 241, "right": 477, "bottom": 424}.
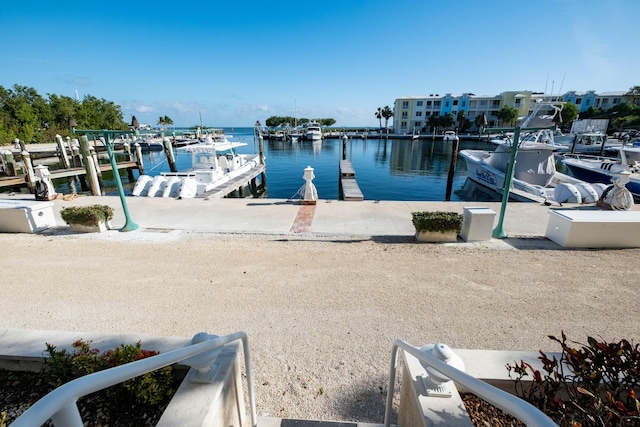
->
{"left": 259, "top": 416, "right": 386, "bottom": 427}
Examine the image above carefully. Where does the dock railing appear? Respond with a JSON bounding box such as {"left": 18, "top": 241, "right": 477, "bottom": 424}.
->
{"left": 9, "top": 331, "right": 257, "bottom": 427}
{"left": 384, "top": 339, "right": 556, "bottom": 427}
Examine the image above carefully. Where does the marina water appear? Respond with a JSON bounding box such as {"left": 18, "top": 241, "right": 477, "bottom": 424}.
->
{"left": 108, "top": 128, "right": 516, "bottom": 202}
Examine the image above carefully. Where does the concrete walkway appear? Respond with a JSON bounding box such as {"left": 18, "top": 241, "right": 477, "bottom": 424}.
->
{"left": 3, "top": 193, "right": 561, "bottom": 237}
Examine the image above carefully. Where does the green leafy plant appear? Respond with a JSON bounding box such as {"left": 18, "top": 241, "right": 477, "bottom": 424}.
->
{"left": 507, "top": 332, "right": 640, "bottom": 426}
{"left": 411, "top": 211, "right": 463, "bottom": 233}
{"left": 44, "top": 339, "right": 174, "bottom": 406}
{"left": 60, "top": 204, "right": 114, "bottom": 226}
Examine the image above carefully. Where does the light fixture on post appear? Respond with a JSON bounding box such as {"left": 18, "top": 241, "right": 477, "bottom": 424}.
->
{"left": 68, "top": 117, "right": 78, "bottom": 129}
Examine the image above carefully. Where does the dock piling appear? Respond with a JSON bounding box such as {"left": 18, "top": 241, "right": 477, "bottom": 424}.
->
{"left": 78, "top": 136, "right": 101, "bottom": 196}
{"left": 163, "top": 137, "right": 177, "bottom": 172}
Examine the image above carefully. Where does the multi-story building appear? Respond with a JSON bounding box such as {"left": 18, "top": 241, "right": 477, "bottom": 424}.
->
{"left": 393, "top": 90, "right": 627, "bottom": 134}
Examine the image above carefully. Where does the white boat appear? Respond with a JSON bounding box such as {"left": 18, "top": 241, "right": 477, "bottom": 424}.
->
{"left": 561, "top": 149, "right": 640, "bottom": 200}
{"left": 460, "top": 139, "right": 607, "bottom": 205}
{"left": 306, "top": 122, "right": 322, "bottom": 140}
{"left": 442, "top": 131, "right": 459, "bottom": 142}
{"left": 132, "top": 136, "right": 262, "bottom": 199}
{"left": 553, "top": 119, "right": 622, "bottom": 154}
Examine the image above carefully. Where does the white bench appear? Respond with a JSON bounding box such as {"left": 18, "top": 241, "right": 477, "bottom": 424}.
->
{"left": 545, "top": 209, "right": 640, "bottom": 248}
{"left": 0, "top": 199, "right": 56, "bottom": 233}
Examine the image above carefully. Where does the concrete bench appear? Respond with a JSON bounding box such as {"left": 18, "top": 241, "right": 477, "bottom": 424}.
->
{"left": 545, "top": 209, "right": 640, "bottom": 248}
{"left": 0, "top": 199, "right": 56, "bottom": 233}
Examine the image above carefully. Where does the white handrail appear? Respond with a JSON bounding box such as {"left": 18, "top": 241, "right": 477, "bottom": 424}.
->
{"left": 384, "top": 340, "right": 556, "bottom": 427}
{"left": 10, "top": 331, "right": 257, "bottom": 427}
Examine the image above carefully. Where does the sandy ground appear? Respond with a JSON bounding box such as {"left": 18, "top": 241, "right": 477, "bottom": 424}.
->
{"left": 1, "top": 231, "right": 639, "bottom": 423}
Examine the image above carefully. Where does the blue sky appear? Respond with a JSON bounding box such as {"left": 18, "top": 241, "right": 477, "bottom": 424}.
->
{"left": 1, "top": 0, "right": 637, "bottom": 127}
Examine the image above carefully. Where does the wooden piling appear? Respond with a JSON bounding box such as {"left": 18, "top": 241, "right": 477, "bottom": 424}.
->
{"left": 134, "top": 143, "right": 145, "bottom": 175}
{"left": 163, "top": 137, "right": 177, "bottom": 172}
{"left": 22, "top": 151, "right": 35, "bottom": 192}
{"left": 3, "top": 150, "right": 17, "bottom": 176}
{"left": 445, "top": 138, "right": 460, "bottom": 201}
{"left": 78, "top": 136, "right": 101, "bottom": 196}
{"left": 55, "top": 135, "right": 71, "bottom": 169}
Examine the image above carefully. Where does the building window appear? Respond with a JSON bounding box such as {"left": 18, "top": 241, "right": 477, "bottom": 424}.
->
{"left": 417, "top": 101, "right": 423, "bottom": 106}
{"left": 445, "top": 101, "right": 449, "bottom": 107}
{"left": 402, "top": 101, "right": 409, "bottom": 109}
{"left": 400, "top": 121, "right": 407, "bottom": 129}
{"left": 401, "top": 112, "right": 407, "bottom": 119}
{"left": 415, "top": 122, "right": 421, "bottom": 128}
{"left": 426, "top": 101, "right": 432, "bottom": 106}
{"left": 434, "top": 101, "right": 441, "bottom": 107}
{"left": 453, "top": 100, "right": 458, "bottom": 106}
{"left": 492, "top": 100, "right": 500, "bottom": 107}
{"left": 416, "top": 111, "right": 422, "bottom": 117}
{"left": 576, "top": 98, "right": 582, "bottom": 104}
{"left": 613, "top": 98, "right": 620, "bottom": 104}
{"left": 461, "top": 101, "right": 466, "bottom": 107}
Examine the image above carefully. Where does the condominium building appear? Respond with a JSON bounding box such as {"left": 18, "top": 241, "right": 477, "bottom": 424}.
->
{"left": 393, "top": 90, "right": 626, "bottom": 134}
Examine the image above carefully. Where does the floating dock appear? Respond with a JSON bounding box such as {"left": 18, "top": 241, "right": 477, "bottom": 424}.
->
{"left": 339, "top": 160, "right": 363, "bottom": 201}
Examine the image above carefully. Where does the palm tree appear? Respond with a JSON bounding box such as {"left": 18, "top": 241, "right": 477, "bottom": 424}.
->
{"left": 375, "top": 107, "right": 383, "bottom": 129}
{"left": 157, "top": 115, "right": 174, "bottom": 129}
{"left": 381, "top": 106, "right": 394, "bottom": 132}
{"left": 456, "top": 110, "right": 466, "bottom": 133}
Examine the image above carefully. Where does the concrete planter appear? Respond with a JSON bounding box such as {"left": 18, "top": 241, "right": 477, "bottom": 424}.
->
{"left": 415, "top": 230, "right": 459, "bottom": 243}
{"left": 68, "top": 220, "right": 109, "bottom": 233}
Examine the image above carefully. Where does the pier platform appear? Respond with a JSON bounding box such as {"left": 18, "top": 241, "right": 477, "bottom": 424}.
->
{"left": 339, "top": 160, "right": 364, "bottom": 201}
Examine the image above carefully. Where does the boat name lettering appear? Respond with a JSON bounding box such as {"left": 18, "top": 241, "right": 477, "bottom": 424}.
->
{"left": 475, "top": 170, "right": 497, "bottom": 186}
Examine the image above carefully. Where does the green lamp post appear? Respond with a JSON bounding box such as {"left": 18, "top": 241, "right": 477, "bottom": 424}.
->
{"left": 482, "top": 103, "right": 562, "bottom": 238}
{"left": 73, "top": 128, "right": 139, "bottom": 232}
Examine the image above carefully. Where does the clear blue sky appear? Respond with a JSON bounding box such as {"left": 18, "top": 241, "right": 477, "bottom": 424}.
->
{"left": 1, "top": 0, "right": 637, "bottom": 127}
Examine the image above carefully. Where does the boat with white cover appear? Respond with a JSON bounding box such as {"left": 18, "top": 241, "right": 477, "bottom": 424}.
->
{"left": 131, "top": 136, "right": 262, "bottom": 199}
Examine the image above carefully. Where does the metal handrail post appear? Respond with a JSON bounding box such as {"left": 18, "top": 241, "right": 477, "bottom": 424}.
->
{"left": 384, "top": 340, "right": 556, "bottom": 427}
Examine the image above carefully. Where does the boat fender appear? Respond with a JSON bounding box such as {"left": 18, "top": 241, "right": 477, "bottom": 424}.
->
{"left": 132, "top": 175, "right": 153, "bottom": 197}
{"left": 553, "top": 183, "right": 582, "bottom": 204}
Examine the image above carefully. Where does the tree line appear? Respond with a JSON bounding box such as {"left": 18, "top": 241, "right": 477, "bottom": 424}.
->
{"left": 0, "top": 84, "right": 129, "bottom": 145}
{"left": 265, "top": 116, "right": 336, "bottom": 128}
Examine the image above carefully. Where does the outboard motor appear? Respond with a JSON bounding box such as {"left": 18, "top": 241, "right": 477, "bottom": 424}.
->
{"left": 132, "top": 175, "right": 153, "bottom": 197}
{"left": 553, "top": 183, "right": 582, "bottom": 204}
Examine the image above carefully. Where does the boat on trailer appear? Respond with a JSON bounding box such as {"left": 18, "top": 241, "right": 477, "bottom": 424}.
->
{"left": 132, "top": 137, "right": 262, "bottom": 199}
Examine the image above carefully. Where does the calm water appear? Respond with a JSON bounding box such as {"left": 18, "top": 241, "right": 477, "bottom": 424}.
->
{"left": 74, "top": 128, "right": 514, "bottom": 201}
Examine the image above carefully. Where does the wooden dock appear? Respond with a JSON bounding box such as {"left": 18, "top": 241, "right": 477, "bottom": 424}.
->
{"left": 0, "top": 161, "right": 139, "bottom": 192}
{"left": 202, "top": 164, "right": 266, "bottom": 199}
{"left": 339, "top": 160, "right": 363, "bottom": 201}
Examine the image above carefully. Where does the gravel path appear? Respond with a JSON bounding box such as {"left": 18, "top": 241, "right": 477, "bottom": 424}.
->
{"left": 1, "top": 232, "right": 638, "bottom": 423}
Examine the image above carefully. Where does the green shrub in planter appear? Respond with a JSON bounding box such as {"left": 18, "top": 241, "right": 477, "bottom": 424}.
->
{"left": 411, "top": 211, "right": 463, "bottom": 233}
{"left": 60, "top": 204, "right": 114, "bottom": 226}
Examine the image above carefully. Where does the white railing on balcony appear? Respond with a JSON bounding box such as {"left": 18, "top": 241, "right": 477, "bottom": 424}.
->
{"left": 9, "top": 331, "right": 257, "bottom": 427}
{"left": 384, "top": 339, "right": 556, "bottom": 427}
